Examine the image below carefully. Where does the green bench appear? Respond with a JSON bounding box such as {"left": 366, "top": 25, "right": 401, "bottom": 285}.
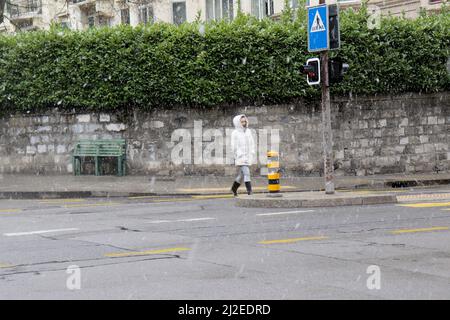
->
{"left": 72, "top": 139, "right": 127, "bottom": 176}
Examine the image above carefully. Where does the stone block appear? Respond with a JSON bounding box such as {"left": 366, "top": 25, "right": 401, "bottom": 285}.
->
{"left": 26, "top": 146, "right": 36, "bottom": 155}
{"left": 37, "top": 145, "right": 47, "bottom": 154}
{"left": 77, "top": 114, "right": 91, "bottom": 123}
{"left": 399, "top": 118, "right": 408, "bottom": 127}
{"left": 99, "top": 114, "right": 111, "bottom": 122}
{"left": 423, "top": 144, "right": 435, "bottom": 153}
{"left": 30, "top": 136, "right": 40, "bottom": 145}
{"left": 72, "top": 124, "right": 84, "bottom": 134}
{"left": 148, "top": 121, "right": 165, "bottom": 129}
{"left": 85, "top": 124, "right": 103, "bottom": 133}
{"left": 57, "top": 145, "right": 67, "bottom": 154}
{"left": 378, "top": 119, "right": 387, "bottom": 128}
{"left": 428, "top": 116, "right": 438, "bottom": 125}
{"left": 36, "top": 126, "right": 52, "bottom": 133}
{"left": 415, "top": 145, "right": 425, "bottom": 154}
{"left": 106, "top": 123, "right": 127, "bottom": 132}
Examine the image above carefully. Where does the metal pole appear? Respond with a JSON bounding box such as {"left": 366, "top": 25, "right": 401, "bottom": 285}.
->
{"left": 320, "top": 50, "right": 335, "bottom": 194}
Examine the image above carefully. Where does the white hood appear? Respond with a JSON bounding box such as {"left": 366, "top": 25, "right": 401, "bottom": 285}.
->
{"left": 233, "top": 114, "right": 249, "bottom": 130}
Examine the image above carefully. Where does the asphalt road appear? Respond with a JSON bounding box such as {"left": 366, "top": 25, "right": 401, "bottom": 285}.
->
{"left": 0, "top": 188, "right": 450, "bottom": 300}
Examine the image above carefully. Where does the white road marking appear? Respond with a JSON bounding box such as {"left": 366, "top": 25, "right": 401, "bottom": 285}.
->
{"left": 256, "top": 210, "right": 315, "bottom": 216}
{"left": 146, "top": 217, "right": 216, "bottom": 224}
{"left": 3, "top": 228, "right": 79, "bottom": 237}
{"left": 145, "top": 220, "right": 171, "bottom": 224}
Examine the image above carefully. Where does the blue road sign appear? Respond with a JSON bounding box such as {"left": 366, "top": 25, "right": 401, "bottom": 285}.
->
{"left": 307, "top": 5, "right": 328, "bottom": 52}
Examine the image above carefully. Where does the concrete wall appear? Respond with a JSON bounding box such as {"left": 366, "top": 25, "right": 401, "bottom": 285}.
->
{"left": 0, "top": 92, "right": 449, "bottom": 176}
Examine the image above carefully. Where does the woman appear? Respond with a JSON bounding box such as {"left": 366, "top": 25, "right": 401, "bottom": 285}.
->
{"left": 230, "top": 114, "right": 256, "bottom": 196}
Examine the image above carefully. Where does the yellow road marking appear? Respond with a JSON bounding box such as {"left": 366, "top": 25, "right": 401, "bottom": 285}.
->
{"left": 398, "top": 193, "right": 450, "bottom": 201}
{"left": 391, "top": 227, "right": 449, "bottom": 234}
{"left": 130, "top": 195, "right": 234, "bottom": 201}
{"left": 259, "top": 236, "right": 328, "bottom": 245}
{"left": 397, "top": 202, "right": 450, "bottom": 208}
{"left": 340, "top": 190, "right": 407, "bottom": 195}
{"left": 177, "top": 186, "right": 297, "bottom": 192}
{"left": 191, "top": 195, "right": 234, "bottom": 199}
{"left": 0, "top": 209, "right": 21, "bottom": 213}
{"left": 151, "top": 199, "right": 197, "bottom": 203}
{"left": 63, "top": 202, "right": 121, "bottom": 208}
{"left": 128, "top": 196, "right": 163, "bottom": 199}
{"left": 130, "top": 196, "right": 233, "bottom": 203}
{"left": 39, "top": 199, "right": 85, "bottom": 204}
{"left": 0, "top": 263, "right": 13, "bottom": 268}
{"left": 105, "top": 247, "right": 191, "bottom": 258}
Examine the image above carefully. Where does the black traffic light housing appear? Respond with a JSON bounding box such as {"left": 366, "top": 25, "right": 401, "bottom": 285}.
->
{"left": 328, "top": 4, "right": 340, "bottom": 50}
{"left": 328, "top": 58, "right": 349, "bottom": 84}
{"left": 300, "top": 57, "right": 320, "bottom": 86}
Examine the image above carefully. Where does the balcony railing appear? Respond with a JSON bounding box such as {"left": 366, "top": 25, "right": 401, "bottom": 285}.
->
{"left": 7, "top": 0, "right": 42, "bottom": 19}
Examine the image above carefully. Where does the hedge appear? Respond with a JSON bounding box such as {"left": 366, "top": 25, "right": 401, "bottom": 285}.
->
{"left": 0, "top": 3, "right": 449, "bottom": 112}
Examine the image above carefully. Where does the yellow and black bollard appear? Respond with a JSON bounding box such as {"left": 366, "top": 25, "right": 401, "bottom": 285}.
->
{"left": 267, "top": 151, "right": 282, "bottom": 197}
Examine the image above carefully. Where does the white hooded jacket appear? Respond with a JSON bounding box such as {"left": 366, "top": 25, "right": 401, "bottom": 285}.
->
{"left": 231, "top": 114, "right": 256, "bottom": 166}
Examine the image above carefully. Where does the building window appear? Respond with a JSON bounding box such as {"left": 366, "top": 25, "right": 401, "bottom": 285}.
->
{"left": 206, "top": 0, "right": 234, "bottom": 21}
{"left": 121, "top": 8, "right": 130, "bottom": 25}
{"left": 87, "top": 16, "right": 95, "bottom": 28}
{"left": 27, "top": 0, "right": 40, "bottom": 11}
{"left": 98, "top": 15, "right": 110, "bottom": 27}
{"left": 139, "top": 1, "right": 154, "bottom": 25}
{"left": 251, "top": 0, "right": 274, "bottom": 19}
{"left": 172, "top": 1, "right": 186, "bottom": 25}
{"left": 86, "top": 5, "right": 95, "bottom": 28}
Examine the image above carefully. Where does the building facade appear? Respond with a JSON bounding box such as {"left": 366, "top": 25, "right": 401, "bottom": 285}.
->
{"left": 0, "top": 0, "right": 447, "bottom": 33}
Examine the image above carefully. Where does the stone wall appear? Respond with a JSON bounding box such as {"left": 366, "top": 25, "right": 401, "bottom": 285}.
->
{"left": 0, "top": 92, "right": 448, "bottom": 177}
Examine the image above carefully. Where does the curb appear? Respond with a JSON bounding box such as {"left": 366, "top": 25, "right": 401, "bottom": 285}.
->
{"left": 0, "top": 177, "right": 449, "bottom": 200}
{"left": 0, "top": 191, "right": 245, "bottom": 199}
{"left": 235, "top": 194, "right": 398, "bottom": 208}
{"left": 384, "top": 179, "right": 450, "bottom": 188}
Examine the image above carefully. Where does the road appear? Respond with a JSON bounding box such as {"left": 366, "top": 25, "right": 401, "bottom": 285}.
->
{"left": 0, "top": 187, "right": 450, "bottom": 300}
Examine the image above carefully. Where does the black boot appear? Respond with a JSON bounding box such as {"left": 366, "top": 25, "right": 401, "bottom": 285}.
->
{"left": 245, "top": 181, "right": 252, "bottom": 195}
{"left": 231, "top": 181, "right": 240, "bottom": 197}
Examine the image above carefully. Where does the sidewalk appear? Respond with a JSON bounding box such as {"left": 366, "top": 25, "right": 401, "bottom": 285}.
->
{"left": 1, "top": 172, "right": 450, "bottom": 199}
{"left": 236, "top": 191, "right": 398, "bottom": 208}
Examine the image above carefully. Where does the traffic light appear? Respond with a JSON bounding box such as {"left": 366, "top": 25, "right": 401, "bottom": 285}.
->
{"left": 328, "top": 58, "right": 349, "bottom": 84}
{"left": 300, "top": 57, "right": 320, "bottom": 86}
{"left": 328, "top": 4, "right": 340, "bottom": 50}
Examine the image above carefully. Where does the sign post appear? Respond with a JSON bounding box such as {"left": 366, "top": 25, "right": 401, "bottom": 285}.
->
{"left": 320, "top": 50, "right": 335, "bottom": 194}
{"left": 307, "top": 2, "right": 336, "bottom": 194}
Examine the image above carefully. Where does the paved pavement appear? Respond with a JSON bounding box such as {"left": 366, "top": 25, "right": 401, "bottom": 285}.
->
{"left": 236, "top": 190, "right": 398, "bottom": 208}
{"left": 1, "top": 185, "right": 450, "bottom": 299}
{"left": 1, "top": 172, "right": 450, "bottom": 198}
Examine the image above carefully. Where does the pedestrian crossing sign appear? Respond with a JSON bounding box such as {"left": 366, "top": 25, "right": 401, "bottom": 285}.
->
{"left": 307, "top": 5, "right": 329, "bottom": 52}
{"left": 310, "top": 11, "right": 326, "bottom": 33}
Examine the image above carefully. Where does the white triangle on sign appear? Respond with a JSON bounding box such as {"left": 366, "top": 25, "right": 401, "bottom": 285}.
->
{"left": 310, "top": 11, "right": 326, "bottom": 33}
